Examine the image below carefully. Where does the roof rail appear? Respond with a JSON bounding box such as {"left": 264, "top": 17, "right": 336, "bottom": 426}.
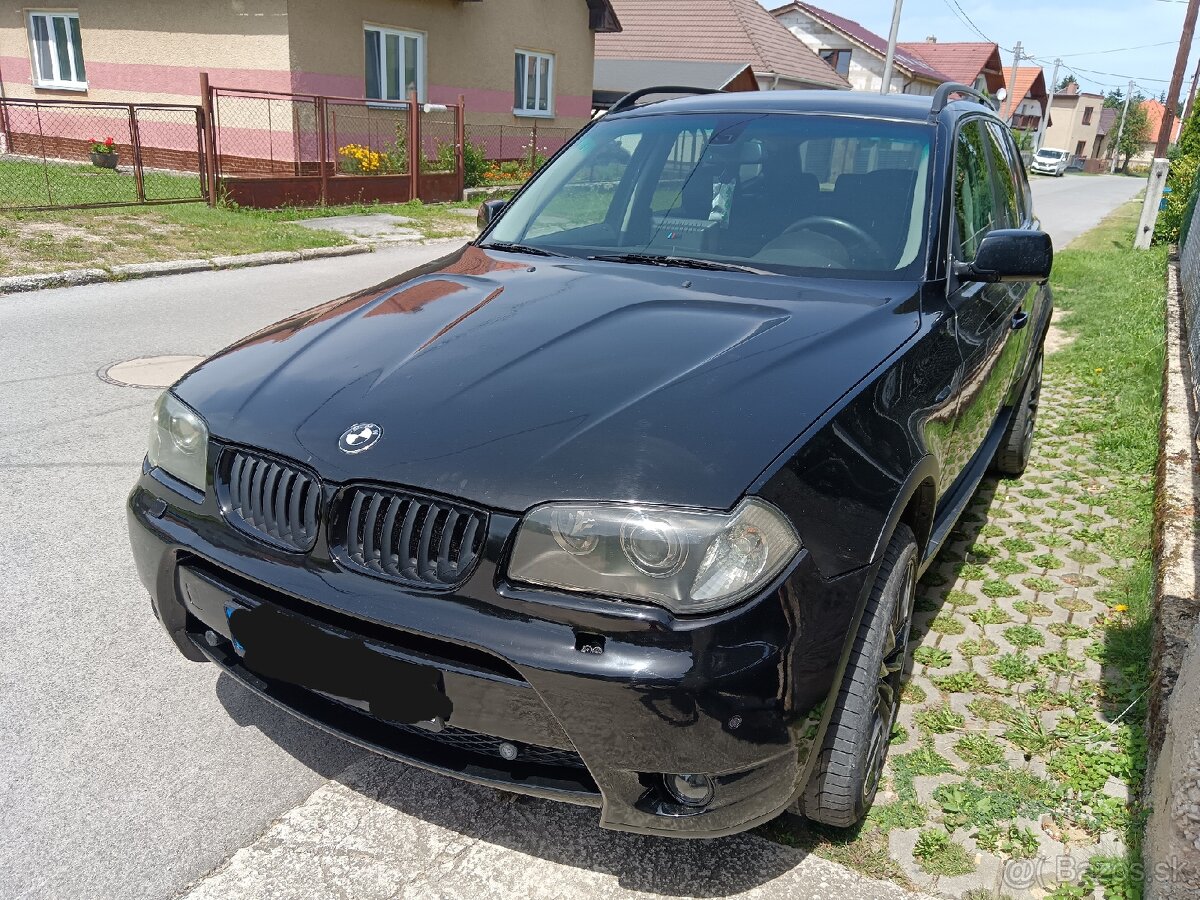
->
{"left": 607, "top": 85, "right": 723, "bottom": 115}
{"left": 929, "top": 82, "right": 997, "bottom": 118}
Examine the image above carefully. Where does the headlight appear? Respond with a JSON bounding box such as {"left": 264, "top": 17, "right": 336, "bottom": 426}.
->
{"left": 508, "top": 498, "right": 800, "bottom": 614}
{"left": 147, "top": 392, "right": 209, "bottom": 492}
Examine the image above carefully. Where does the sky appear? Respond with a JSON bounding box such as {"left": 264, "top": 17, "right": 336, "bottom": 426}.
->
{"left": 757, "top": 0, "right": 1196, "bottom": 100}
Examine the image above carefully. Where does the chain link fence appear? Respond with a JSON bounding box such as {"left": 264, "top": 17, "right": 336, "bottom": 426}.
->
{"left": 464, "top": 120, "right": 577, "bottom": 166}
{"left": 1177, "top": 192, "right": 1200, "bottom": 414}
{"left": 0, "top": 98, "right": 206, "bottom": 209}
{"left": 208, "top": 86, "right": 464, "bottom": 206}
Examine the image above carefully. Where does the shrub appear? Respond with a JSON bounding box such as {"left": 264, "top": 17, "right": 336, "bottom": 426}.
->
{"left": 462, "top": 141, "right": 489, "bottom": 188}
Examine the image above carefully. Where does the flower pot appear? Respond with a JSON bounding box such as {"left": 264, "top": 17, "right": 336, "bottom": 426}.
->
{"left": 90, "top": 151, "right": 118, "bottom": 169}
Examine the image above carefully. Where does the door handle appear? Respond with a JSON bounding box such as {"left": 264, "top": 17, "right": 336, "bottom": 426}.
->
{"left": 1010, "top": 311, "right": 1029, "bottom": 331}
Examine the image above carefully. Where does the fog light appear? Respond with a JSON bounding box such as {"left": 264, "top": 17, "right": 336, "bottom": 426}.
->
{"left": 663, "top": 773, "right": 713, "bottom": 808}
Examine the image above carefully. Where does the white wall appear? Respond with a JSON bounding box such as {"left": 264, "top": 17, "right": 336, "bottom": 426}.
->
{"left": 775, "top": 9, "right": 935, "bottom": 95}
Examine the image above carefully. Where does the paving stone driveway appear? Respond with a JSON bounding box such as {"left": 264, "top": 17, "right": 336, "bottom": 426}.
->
{"left": 865, "top": 366, "right": 1146, "bottom": 898}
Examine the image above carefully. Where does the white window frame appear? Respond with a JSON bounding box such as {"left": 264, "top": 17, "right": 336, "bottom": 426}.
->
{"left": 514, "top": 50, "right": 554, "bottom": 118}
{"left": 27, "top": 10, "right": 87, "bottom": 90}
{"left": 364, "top": 25, "right": 425, "bottom": 102}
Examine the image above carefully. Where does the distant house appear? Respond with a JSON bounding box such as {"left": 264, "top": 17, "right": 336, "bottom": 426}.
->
{"left": 594, "top": 0, "right": 850, "bottom": 100}
{"left": 1000, "top": 66, "right": 1048, "bottom": 134}
{"left": 594, "top": 61, "right": 757, "bottom": 110}
{"left": 1042, "top": 82, "right": 1105, "bottom": 161}
{"left": 898, "top": 39, "right": 1006, "bottom": 95}
{"left": 1130, "top": 98, "right": 1183, "bottom": 164}
{"left": 769, "top": 3, "right": 952, "bottom": 95}
{"left": 1094, "top": 106, "right": 1118, "bottom": 162}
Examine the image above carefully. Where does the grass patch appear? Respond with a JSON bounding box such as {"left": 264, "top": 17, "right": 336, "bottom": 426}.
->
{"left": 0, "top": 190, "right": 478, "bottom": 276}
{"left": 0, "top": 202, "right": 351, "bottom": 276}
{"left": 912, "top": 828, "right": 975, "bottom": 876}
{"left": 1045, "top": 198, "right": 1163, "bottom": 894}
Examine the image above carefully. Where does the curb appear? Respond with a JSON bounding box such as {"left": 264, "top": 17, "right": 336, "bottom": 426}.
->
{"left": 1143, "top": 251, "right": 1200, "bottom": 899}
{"left": 0, "top": 244, "right": 373, "bottom": 295}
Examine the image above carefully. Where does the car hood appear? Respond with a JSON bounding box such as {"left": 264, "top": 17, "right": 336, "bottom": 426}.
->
{"left": 176, "top": 246, "right": 920, "bottom": 513}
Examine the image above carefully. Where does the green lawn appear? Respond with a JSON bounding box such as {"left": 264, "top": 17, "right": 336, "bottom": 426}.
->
{"left": 0, "top": 157, "right": 202, "bottom": 208}
{"left": 0, "top": 203, "right": 351, "bottom": 277}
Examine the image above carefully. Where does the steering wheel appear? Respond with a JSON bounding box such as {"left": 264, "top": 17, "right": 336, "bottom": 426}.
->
{"left": 781, "top": 215, "right": 888, "bottom": 266}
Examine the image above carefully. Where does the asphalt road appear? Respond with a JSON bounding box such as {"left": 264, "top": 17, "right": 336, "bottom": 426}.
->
{"left": 1029, "top": 171, "right": 1144, "bottom": 247}
{"left": 0, "top": 173, "right": 1147, "bottom": 900}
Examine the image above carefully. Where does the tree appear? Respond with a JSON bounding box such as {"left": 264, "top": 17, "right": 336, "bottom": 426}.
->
{"left": 1057, "top": 74, "right": 1078, "bottom": 92}
{"left": 1178, "top": 103, "right": 1200, "bottom": 158}
{"left": 1113, "top": 98, "right": 1151, "bottom": 172}
{"left": 1104, "top": 88, "right": 1125, "bottom": 109}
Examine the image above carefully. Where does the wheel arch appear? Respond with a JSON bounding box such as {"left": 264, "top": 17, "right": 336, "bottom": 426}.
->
{"left": 869, "top": 455, "right": 940, "bottom": 569}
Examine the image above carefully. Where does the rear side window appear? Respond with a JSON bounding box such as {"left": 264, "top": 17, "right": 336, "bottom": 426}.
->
{"left": 985, "top": 121, "right": 1028, "bottom": 225}
{"left": 952, "top": 119, "right": 998, "bottom": 260}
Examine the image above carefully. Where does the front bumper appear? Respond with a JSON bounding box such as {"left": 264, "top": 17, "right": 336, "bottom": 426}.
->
{"left": 127, "top": 470, "right": 871, "bottom": 838}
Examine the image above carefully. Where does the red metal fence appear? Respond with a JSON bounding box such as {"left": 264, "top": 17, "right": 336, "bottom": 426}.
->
{"left": 205, "top": 77, "right": 465, "bottom": 208}
{"left": 0, "top": 97, "right": 207, "bottom": 210}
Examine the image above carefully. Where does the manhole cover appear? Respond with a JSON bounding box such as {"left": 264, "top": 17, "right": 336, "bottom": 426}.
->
{"left": 100, "top": 355, "right": 206, "bottom": 388}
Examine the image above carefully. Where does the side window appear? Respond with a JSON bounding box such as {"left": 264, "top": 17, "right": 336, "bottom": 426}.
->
{"left": 952, "top": 120, "right": 998, "bottom": 260}
{"left": 524, "top": 134, "right": 641, "bottom": 238}
{"left": 982, "top": 122, "right": 1020, "bottom": 229}
{"left": 988, "top": 121, "right": 1032, "bottom": 224}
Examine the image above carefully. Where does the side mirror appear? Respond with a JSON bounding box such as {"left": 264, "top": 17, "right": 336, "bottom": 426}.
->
{"left": 477, "top": 198, "right": 507, "bottom": 231}
{"left": 955, "top": 229, "right": 1053, "bottom": 283}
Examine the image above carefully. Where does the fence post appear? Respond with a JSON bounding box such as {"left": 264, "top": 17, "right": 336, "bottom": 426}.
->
{"left": 128, "top": 105, "right": 146, "bottom": 203}
{"left": 530, "top": 119, "right": 538, "bottom": 171}
{"left": 316, "top": 96, "right": 329, "bottom": 206}
{"left": 408, "top": 90, "right": 420, "bottom": 202}
{"left": 198, "top": 72, "right": 218, "bottom": 205}
{"left": 456, "top": 94, "right": 466, "bottom": 199}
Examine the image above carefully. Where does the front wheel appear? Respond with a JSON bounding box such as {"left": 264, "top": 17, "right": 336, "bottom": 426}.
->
{"left": 797, "top": 525, "right": 918, "bottom": 828}
{"left": 992, "top": 349, "right": 1043, "bottom": 476}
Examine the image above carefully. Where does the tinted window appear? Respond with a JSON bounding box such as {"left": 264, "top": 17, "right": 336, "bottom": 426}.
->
{"left": 983, "top": 122, "right": 1020, "bottom": 229}
{"left": 952, "top": 119, "right": 998, "bottom": 260}
{"left": 486, "top": 113, "right": 933, "bottom": 277}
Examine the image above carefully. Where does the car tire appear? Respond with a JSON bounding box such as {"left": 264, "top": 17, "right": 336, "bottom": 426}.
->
{"left": 796, "top": 524, "right": 917, "bottom": 828}
{"left": 992, "top": 349, "right": 1043, "bottom": 476}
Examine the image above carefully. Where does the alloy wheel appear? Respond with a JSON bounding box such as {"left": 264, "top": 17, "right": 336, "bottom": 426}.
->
{"left": 862, "top": 556, "right": 916, "bottom": 806}
{"left": 1021, "top": 354, "right": 1044, "bottom": 458}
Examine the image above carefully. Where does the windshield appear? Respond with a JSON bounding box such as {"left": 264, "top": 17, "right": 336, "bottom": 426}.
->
{"left": 483, "top": 112, "right": 933, "bottom": 278}
{"left": 1036, "top": 149, "right": 1064, "bottom": 159}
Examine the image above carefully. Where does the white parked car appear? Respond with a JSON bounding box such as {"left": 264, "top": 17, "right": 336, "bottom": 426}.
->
{"left": 1031, "top": 148, "right": 1069, "bottom": 176}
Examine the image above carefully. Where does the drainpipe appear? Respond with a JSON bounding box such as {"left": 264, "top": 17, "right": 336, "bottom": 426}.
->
{"left": 0, "top": 55, "right": 10, "bottom": 155}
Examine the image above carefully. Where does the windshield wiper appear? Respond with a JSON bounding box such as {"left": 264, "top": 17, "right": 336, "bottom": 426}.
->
{"left": 480, "top": 241, "right": 565, "bottom": 257}
{"left": 587, "top": 253, "right": 772, "bottom": 275}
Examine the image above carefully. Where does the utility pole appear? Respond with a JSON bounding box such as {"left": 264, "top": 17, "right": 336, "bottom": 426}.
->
{"left": 1181, "top": 56, "right": 1200, "bottom": 130}
{"left": 1035, "top": 58, "right": 1062, "bottom": 151}
{"left": 1006, "top": 42, "right": 1023, "bottom": 126}
{"left": 880, "top": 0, "right": 905, "bottom": 94}
{"left": 1157, "top": 0, "right": 1200, "bottom": 156}
{"left": 1110, "top": 80, "right": 1135, "bottom": 174}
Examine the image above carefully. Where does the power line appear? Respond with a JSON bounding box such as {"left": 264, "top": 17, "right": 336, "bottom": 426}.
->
{"left": 1057, "top": 41, "right": 1178, "bottom": 57}
{"left": 938, "top": 0, "right": 1001, "bottom": 46}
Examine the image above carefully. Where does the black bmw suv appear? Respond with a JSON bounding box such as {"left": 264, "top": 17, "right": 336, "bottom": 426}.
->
{"left": 128, "top": 84, "right": 1051, "bottom": 838}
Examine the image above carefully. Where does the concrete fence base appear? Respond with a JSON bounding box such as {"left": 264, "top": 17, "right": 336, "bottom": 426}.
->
{"left": 1144, "top": 254, "right": 1200, "bottom": 899}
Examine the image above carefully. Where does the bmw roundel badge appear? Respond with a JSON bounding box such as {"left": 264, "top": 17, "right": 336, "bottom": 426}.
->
{"left": 339, "top": 422, "right": 383, "bottom": 454}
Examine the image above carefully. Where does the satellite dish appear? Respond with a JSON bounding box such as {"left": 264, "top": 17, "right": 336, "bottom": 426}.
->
{"left": 996, "top": 87, "right": 1008, "bottom": 103}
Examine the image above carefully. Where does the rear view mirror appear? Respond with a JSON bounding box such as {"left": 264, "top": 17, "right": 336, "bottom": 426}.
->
{"left": 477, "top": 199, "right": 508, "bottom": 231}
{"left": 955, "top": 229, "right": 1053, "bottom": 283}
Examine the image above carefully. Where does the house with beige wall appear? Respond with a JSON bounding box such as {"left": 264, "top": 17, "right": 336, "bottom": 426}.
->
{"left": 0, "top": 0, "right": 618, "bottom": 135}
{"left": 1041, "top": 83, "right": 1104, "bottom": 160}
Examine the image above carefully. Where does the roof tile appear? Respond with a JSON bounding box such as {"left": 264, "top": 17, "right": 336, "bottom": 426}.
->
{"left": 597, "top": 0, "right": 850, "bottom": 89}
{"left": 899, "top": 41, "right": 1004, "bottom": 92}
{"left": 773, "top": 3, "right": 953, "bottom": 83}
